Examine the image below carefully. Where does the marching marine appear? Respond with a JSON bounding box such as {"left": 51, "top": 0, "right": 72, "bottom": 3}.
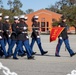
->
{"left": 30, "top": 15, "right": 48, "bottom": 55}
{"left": 0, "top": 13, "right": 9, "bottom": 58}
{"left": 7, "top": 16, "right": 20, "bottom": 56}
{"left": 3, "top": 16, "right": 11, "bottom": 46}
{"left": 55, "top": 15, "right": 76, "bottom": 57}
{"left": 13, "top": 15, "right": 34, "bottom": 59}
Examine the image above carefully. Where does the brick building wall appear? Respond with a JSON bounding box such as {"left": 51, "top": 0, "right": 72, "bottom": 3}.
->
{"left": 26, "top": 9, "right": 62, "bottom": 32}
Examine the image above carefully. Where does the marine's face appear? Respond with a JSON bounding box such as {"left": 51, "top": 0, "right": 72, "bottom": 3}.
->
{"left": 14, "top": 19, "right": 19, "bottom": 23}
{"left": 63, "top": 19, "right": 66, "bottom": 22}
{"left": 0, "top": 17, "right": 2, "bottom": 21}
{"left": 35, "top": 19, "right": 38, "bottom": 22}
{"left": 5, "top": 19, "right": 9, "bottom": 22}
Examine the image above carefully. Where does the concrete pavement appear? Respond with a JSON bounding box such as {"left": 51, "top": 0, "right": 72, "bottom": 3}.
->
{"left": 0, "top": 35, "right": 76, "bottom": 75}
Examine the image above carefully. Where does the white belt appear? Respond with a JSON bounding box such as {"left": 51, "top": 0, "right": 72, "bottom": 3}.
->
{"left": 6, "top": 30, "right": 9, "bottom": 32}
{"left": 35, "top": 30, "right": 38, "bottom": 32}
{"left": 22, "top": 32, "right": 27, "bottom": 33}
{"left": 0, "top": 30, "right": 2, "bottom": 32}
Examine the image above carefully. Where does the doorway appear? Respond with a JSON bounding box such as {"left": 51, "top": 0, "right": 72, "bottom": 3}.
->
{"left": 41, "top": 22, "right": 45, "bottom": 31}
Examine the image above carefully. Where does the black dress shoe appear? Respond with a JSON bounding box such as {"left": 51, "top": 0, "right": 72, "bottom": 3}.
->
{"left": 8, "top": 54, "right": 13, "bottom": 57}
{"left": 8, "top": 55, "right": 12, "bottom": 57}
{"left": 0, "top": 55, "right": 3, "bottom": 57}
{"left": 24, "top": 51, "right": 27, "bottom": 53}
{"left": 11, "top": 53, "right": 14, "bottom": 56}
{"left": 13, "top": 57, "right": 18, "bottom": 60}
{"left": 28, "top": 56, "right": 34, "bottom": 59}
{"left": 5, "top": 55, "right": 10, "bottom": 59}
{"left": 70, "top": 52, "right": 76, "bottom": 57}
{"left": 0, "top": 50, "right": 4, "bottom": 57}
{"left": 32, "top": 52, "right": 36, "bottom": 55}
{"left": 55, "top": 54, "right": 61, "bottom": 57}
{"left": 21, "top": 53, "right": 26, "bottom": 57}
{"left": 41, "top": 51, "right": 48, "bottom": 55}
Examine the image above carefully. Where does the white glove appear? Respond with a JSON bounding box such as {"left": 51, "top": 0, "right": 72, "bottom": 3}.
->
{"left": 23, "top": 27, "right": 27, "bottom": 30}
{"left": 59, "top": 37, "right": 62, "bottom": 39}
{"left": 9, "top": 35, "right": 11, "bottom": 37}
{"left": 26, "top": 36, "right": 29, "bottom": 38}
{"left": 0, "top": 36, "right": 2, "bottom": 39}
{"left": 37, "top": 36, "right": 40, "bottom": 38}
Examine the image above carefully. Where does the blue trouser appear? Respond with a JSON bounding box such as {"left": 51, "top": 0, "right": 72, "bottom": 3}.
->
{"left": 23, "top": 40, "right": 33, "bottom": 55}
{"left": 55, "top": 38, "right": 74, "bottom": 55}
{"left": 30, "top": 38, "right": 44, "bottom": 54}
{"left": 8, "top": 40, "right": 25, "bottom": 56}
{"left": 17, "top": 42, "right": 25, "bottom": 56}
{"left": 0, "top": 39, "right": 8, "bottom": 56}
{"left": 13, "top": 40, "right": 32, "bottom": 58}
{"left": 8, "top": 40, "right": 16, "bottom": 55}
{"left": 4, "top": 38, "right": 11, "bottom": 46}
{"left": 13, "top": 41, "right": 25, "bottom": 58}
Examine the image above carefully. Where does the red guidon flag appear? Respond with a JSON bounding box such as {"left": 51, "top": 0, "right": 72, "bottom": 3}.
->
{"left": 50, "top": 27, "right": 64, "bottom": 42}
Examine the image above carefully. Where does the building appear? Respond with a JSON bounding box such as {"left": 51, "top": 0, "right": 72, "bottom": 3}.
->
{"left": 26, "top": 9, "right": 62, "bottom": 32}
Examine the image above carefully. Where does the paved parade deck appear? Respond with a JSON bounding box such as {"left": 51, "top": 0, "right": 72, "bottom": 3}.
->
{"left": 0, "top": 35, "right": 76, "bottom": 75}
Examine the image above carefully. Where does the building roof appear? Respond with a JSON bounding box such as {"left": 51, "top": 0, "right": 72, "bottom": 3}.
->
{"left": 26, "top": 9, "right": 62, "bottom": 22}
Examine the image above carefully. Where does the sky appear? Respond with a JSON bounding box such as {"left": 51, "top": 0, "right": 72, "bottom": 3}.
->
{"left": 2, "top": 0, "right": 60, "bottom": 12}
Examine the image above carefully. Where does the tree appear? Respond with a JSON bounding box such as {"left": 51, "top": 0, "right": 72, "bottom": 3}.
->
{"left": 12, "top": 0, "right": 23, "bottom": 15}
{"left": 7, "top": 0, "right": 13, "bottom": 11}
{"left": 46, "top": 0, "right": 76, "bottom": 34}
{"left": 26, "top": 9, "right": 34, "bottom": 14}
{"left": 52, "top": 20, "right": 59, "bottom": 27}
{"left": 45, "top": 5, "right": 58, "bottom": 12}
{"left": 5, "top": 0, "right": 24, "bottom": 23}
{"left": 68, "top": 0, "right": 76, "bottom": 6}
{"left": 13, "top": 0, "right": 22, "bottom": 10}
{"left": 0, "top": 0, "right": 3, "bottom": 9}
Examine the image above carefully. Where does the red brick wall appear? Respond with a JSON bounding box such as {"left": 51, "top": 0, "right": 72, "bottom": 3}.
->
{"left": 26, "top": 9, "right": 62, "bottom": 32}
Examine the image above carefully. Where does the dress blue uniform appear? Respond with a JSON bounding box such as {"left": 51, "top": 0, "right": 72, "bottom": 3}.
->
{"left": 30, "top": 16, "right": 48, "bottom": 55}
{"left": 55, "top": 16, "right": 76, "bottom": 57}
{"left": 8, "top": 16, "right": 25, "bottom": 57}
{"left": 13, "top": 15, "right": 34, "bottom": 59}
{"left": 0, "top": 14, "right": 9, "bottom": 58}
{"left": 7, "top": 16, "right": 19, "bottom": 56}
{"left": 3, "top": 16, "right": 11, "bottom": 46}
